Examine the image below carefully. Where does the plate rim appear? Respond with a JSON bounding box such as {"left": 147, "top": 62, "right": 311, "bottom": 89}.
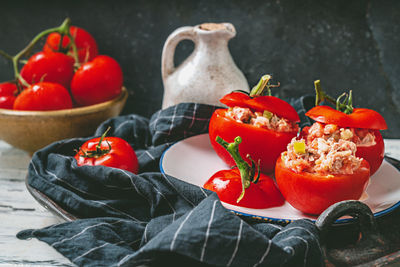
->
{"left": 160, "top": 133, "right": 400, "bottom": 225}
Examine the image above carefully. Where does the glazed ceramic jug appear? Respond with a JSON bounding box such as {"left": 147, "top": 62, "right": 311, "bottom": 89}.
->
{"left": 161, "top": 22, "right": 249, "bottom": 109}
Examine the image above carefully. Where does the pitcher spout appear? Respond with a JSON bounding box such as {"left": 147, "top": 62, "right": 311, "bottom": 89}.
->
{"left": 197, "top": 22, "right": 236, "bottom": 39}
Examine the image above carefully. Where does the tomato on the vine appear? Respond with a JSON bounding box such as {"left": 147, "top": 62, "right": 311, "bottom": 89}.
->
{"left": 75, "top": 128, "right": 138, "bottom": 174}
{"left": 209, "top": 75, "right": 300, "bottom": 174}
{"left": 13, "top": 82, "right": 72, "bottom": 111}
{"left": 204, "top": 136, "right": 284, "bottom": 209}
{"left": 43, "top": 25, "right": 98, "bottom": 64}
{"left": 305, "top": 80, "right": 387, "bottom": 175}
{"left": 0, "top": 82, "right": 18, "bottom": 109}
{"left": 20, "top": 51, "right": 74, "bottom": 89}
{"left": 71, "top": 55, "right": 123, "bottom": 106}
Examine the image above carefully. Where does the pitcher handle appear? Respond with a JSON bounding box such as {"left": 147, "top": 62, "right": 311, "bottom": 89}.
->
{"left": 161, "top": 26, "right": 196, "bottom": 80}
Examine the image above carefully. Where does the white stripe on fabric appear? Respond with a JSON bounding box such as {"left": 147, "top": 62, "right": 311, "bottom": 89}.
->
{"left": 281, "top": 236, "right": 309, "bottom": 267}
{"left": 143, "top": 223, "right": 148, "bottom": 243}
{"left": 114, "top": 121, "right": 132, "bottom": 133}
{"left": 152, "top": 186, "right": 176, "bottom": 215}
{"left": 162, "top": 173, "right": 195, "bottom": 207}
{"left": 200, "top": 200, "right": 217, "bottom": 261}
{"left": 144, "top": 150, "right": 156, "bottom": 161}
{"left": 268, "top": 224, "right": 283, "bottom": 231}
{"left": 188, "top": 103, "right": 198, "bottom": 130}
{"left": 149, "top": 113, "right": 210, "bottom": 128}
{"left": 227, "top": 220, "right": 243, "bottom": 267}
{"left": 33, "top": 162, "right": 146, "bottom": 223}
{"left": 73, "top": 240, "right": 125, "bottom": 262}
{"left": 92, "top": 200, "right": 145, "bottom": 223}
{"left": 51, "top": 220, "right": 124, "bottom": 247}
{"left": 199, "top": 186, "right": 209, "bottom": 197}
{"left": 253, "top": 239, "right": 272, "bottom": 267}
{"left": 119, "top": 169, "right": 152, "bottom": 206}
{"left": 274, "top": 226, "right": 317, "bottom": 240}
{"left": 167, "top": 105, "right": 178, "bottom": 136}
{"left": 170, "top": 209, "right": 195, "bottom": 251}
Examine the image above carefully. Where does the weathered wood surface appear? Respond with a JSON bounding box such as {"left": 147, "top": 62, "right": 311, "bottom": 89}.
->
{"left": 0, "top": 139, "right": 399, "bottom": 266}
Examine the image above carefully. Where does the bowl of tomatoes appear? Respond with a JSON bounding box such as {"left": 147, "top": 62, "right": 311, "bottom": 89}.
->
{"left": 0, "top": 18, "right": 129, "bottom": 154}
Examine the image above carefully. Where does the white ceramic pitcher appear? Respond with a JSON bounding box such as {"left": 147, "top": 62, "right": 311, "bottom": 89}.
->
{"left": 161, "top": 22, "right": 249, "bottom": 109}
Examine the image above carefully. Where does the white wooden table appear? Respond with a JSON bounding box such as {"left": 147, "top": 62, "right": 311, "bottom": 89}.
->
{"left": 1, "top": 139, "right": 400, "bottom": 266}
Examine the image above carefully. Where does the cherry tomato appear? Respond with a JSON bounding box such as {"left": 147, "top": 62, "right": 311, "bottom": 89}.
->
{"left": 204, "top": 168, "right": 284, "bottom": 209}
{"left": 0, "top": 82, "right": 18, "bottom": 109}
{"left": 70, "top": 55, "right": 123, "bottom": 106}
{"left": 75, "top": 135, "right": 138, "bottom": 174}
{"left": 20, "top": 51, "right": 74, "bottom": 89}
{"left": 306, "top": 105, "right": 387, "bottom": 175}
{"left": 275, "top": 156, "right": 370, "bottom": 215}
{"left": 43, "top": 26, "right": 99, "bottom": 63}
{"left": 209, "top": 92, "right": 300, "bottom": 174}
{"left": 13, "top": 82, "right": 72, "bottom": 111}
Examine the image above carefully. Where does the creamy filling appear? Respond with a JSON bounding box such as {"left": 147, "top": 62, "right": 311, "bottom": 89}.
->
{"left": 305, "top": 122, "right": 376, "bottom": 147}
{"left": 283, "top": 136, "right": 362, "bottom": 175}
{"left": 225, "top": 106, "right": 298, "bottom": 132}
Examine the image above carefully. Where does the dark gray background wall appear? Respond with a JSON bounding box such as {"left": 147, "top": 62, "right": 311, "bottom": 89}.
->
{"left": 0, "top": 0, "right": 399, "bottom": 137}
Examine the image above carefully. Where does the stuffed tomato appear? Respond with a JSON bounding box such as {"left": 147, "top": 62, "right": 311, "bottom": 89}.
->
{"left": 305, "top": 80, "right": 387, "bottom": 175}
{"left": 209, "top": 75, "right": 300, "bottom": 174}
{"left": 275, "top": 136, "right": 370, "bottom": 215}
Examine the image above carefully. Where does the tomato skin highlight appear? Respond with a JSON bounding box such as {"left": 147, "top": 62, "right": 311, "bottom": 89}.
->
{"left": 75, "top": 136, "right": 139, "bottom": 174}
{"left": 71, "top": 55, "right": 123, "bottom": 106}
{"left": 204, "top": 168, "right": 284, "bottom": 209}
{"left": 209, "top": 109, "right": 297, "bottom": 173}
{"left": 43, "top": 26, "right": 99, "bottom": 63}
{"left": 13, "top": 82, "right": 72, "bottom": 111}
{"left": 0, "top": 82, "right": 18, "bottom": 109}
{"left": 275, "top": 156, "right": 370, "bottom": 215}
{"left": 20, "top": 51, "right": 74, "bottom": 89}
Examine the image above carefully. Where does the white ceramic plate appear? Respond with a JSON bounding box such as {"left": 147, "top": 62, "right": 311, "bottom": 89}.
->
{"left": 160, "top": 134, "right": 400, "bottom": 224}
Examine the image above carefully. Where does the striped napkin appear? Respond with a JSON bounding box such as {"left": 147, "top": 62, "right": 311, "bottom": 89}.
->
{"left": 18, "top": 100, "right": 323, "bottom": 267}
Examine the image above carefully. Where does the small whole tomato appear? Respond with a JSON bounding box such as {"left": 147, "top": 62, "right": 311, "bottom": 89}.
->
{"left": 204, "top": 136, "right": 284, "bottom": 209}
{"left": 0, "top": 82, "right": 18, "bottom": 109}
{"left": 275, "top": 156, "right": 370, "bottom": 215}
{"left": 20, "top": 51, "right": 74, "bottom": 89}
{"left": 70, "top": 55, "right": 123, "bottom": 106}
{"left": 204, "top": 168, "right": 284, "bottom": 209}
{"left": 13, "top": 82, "right": 72, "bottom": 111}
{"left": 43, "top": 25, "right": 99, "bottom": 63}
{"left": 75, "top": 128, "right": 138, "bottom": 174}
{"left": 209, "top": 75, "right": 300, "bottom": 174}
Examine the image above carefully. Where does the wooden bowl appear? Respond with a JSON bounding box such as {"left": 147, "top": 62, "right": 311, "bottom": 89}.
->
{"left": 0, "top": 87, "right": 128, "bottom": 154}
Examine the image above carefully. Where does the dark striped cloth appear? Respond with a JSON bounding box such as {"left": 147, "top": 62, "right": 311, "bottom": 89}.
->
{"left": 17, "top": 99, "right": 323, "bottom": 267}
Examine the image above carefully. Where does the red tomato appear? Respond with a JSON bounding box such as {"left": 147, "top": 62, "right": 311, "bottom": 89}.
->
{"left": 220, "top": 92, "right": 300, "bottom": 122}
{"left": 43, "top": 26, "right": 99, "bottom": 63}
{"left": 70, "top": 55, "right": 123, "bottom": 106}
{"left": 75, "top": 136, "right": 138, "bottom": 174}
{"left": 204, "top": 168, "right": 284, "bottom": 209}
{"left": 209, "top": 92, "right": 300, "bottom": 174}
{"left": 306, "top": 105, "right": 387, "bottom": 175}
{"left": 20, "top": 51, "right": 74, "bottom": 89}
{"left": 306, "top": 105, "right": 387, "bottom": 130}
{"left": 13, "top": 82, "right": 72, "bottom": 111}
{"left": 275, "top": 156, "right": 370, "bottom": 215}
{"left": 0, "top": 82, "right": 18, "bottom": 109}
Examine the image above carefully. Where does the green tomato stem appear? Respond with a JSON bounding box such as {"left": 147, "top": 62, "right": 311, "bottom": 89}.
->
{"left": 250, "top": 75, "right": 272, "bottom": 97}
{"left": 216, "top": 136, "right": 257, "bottom": 203}
{"left": 314, "top": 80, "right": 354, "bottom": 114}
{"left": 0, "top": 18, "right": 76, "bottom": 88}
